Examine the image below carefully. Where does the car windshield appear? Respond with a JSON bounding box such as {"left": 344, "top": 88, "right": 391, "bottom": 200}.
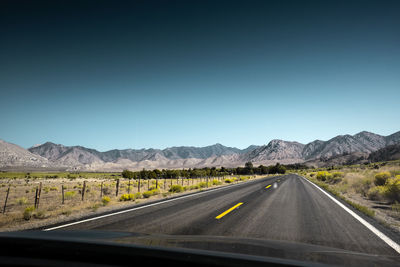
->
{"left": 1, "top": 0, "right": 400, "bottom": 266}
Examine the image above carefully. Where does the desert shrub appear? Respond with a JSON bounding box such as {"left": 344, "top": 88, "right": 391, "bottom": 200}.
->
{"left": 383, "top": 176, "right": 400, "bottom": 204}
{"left": 169, "top": 184, "right": 184, "bottom": 193}
{"left": 120, "top": 192, "right": 141, "bottom": 201}
{"left": 374, "top": 172, "right": 391, "bottom": 186}
{"left": 102, "top": 196, "right": 111, "bottom": 205}
{"left": 16, "top": 197, "right": 28, "bottom": 205}
{"left": 316, "top": 171, "right": 332, "bottom": 182}
{"left": 149, "top": 185, "right": 160, "bottom": 191}
{"left": 119, "top": 193, "right": 136, "bottom": 201}
{"left": 326, "top": 172, "right": 343, "bottom": 184}
{"left": 142, "top": 189, "right": 159, "bottom": 198}
{"left": 23, "top": 206, "right": 35, "bottom": 220}
{"left": 224, "top": 178, "right": 234, "bottom": 184}
{"left": 189, "top": 184, "right": 199, "bottom": 190}
{"left": 198, "top": 182, "right": 208, "bottom": 188}
{"left": 152, "top": 189, "right": 160, "bottom": 195}
{"left": 212, "top": 179, "right": 222, "bottom": 186}
{"left": 50, "top": 186, "right": 58, "bottom": 191}
{"left": 367, "top": 186, "right": 386, "bottom": 201}
{"left": 33, "top": 210, "right": 46, "bottom": 219}
{"left": 142, "top": 191, "right": 152, "bottom": 198}
{"left": 64, "top": 191, "right": 76, "bottom": 199}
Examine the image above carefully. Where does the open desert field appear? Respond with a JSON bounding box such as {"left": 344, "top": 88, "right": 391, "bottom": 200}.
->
{"left": 0, "top": 171, "right": 267, "bottom": 231}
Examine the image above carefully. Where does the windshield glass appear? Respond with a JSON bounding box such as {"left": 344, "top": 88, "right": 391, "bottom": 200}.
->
{"left": 1, "top": 0, "right": 400, "bottom": 266}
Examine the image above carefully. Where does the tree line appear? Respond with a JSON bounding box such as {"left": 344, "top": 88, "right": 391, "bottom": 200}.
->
{"left": 122, "top": 162, "right": 288, "bottom": 179}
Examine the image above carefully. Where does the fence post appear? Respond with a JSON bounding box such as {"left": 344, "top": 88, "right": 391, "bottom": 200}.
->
{"left": 128, "top": 178, "right": 131, "bottom": 194}
{"left": 34, "top": 187, "right": 38, "bottom": 209}
{"left": 82, "top": 181, "right": 86, "bottom": 201}
{"left": 3, "top": 186, "right": 10, "bottom": 214}
{"left": 100, "top": 182, "right": 103, "bottom": 198}
{"left": 138, "top": 178, "right": 141, "bottom": 192}
{"left": 62, "top": 185, "right": 65, "bottom": 204}
{"left": 116, "top": 179, "right": 120, "bottom": 196}
{"left": 37, "top": 182, "right": 42, "bottom": 209}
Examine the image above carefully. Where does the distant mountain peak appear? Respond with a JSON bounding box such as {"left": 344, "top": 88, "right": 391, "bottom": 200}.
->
{"left": 2, "top": 129, "right": 400, "bottom": 171}
{"left": 356, "top": 130, "right": 373, "bottom": 135}
{"left": 30, "top": 144, "right": 43, "bottom": 148}
{"left": 268, "top": 139, "right": 284, "bottom": 144}
{"left": 0, "top": 139, "right": 51, "bottom": 169}
{"left": 41, "top": 141, "right": 64, "bottom": 147}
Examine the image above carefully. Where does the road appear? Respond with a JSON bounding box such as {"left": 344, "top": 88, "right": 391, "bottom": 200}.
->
{"left": 48, "top": 174, "right": 399, "bottom": 256}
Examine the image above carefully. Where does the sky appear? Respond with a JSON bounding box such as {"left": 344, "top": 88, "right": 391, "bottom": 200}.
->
{"left": 1, "top": 0, "right": 399, "bottom": 151}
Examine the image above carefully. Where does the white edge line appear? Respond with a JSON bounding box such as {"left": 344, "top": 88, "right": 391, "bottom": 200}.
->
{"left": 299, "top": 175, "right": 400, "bottom": 255}
{"left": 43, "top": 178, "right": 265, "bottom": 231}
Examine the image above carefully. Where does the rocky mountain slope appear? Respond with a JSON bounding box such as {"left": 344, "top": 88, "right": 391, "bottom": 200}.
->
{"left": 238, "top": 131, "right": 399, "bottom": 167}
{"left": 240, "top": 140, "right": 305, "bottom": 164}
{"left": 0, "top": 139, "right": 52, "bottom": 170}
{"left": 1, "top": 130, "right": 399, "bottom": 171}
{"left": 368, "top": 144, "right": 400, "bottom": 162}
{"left": 28, "top": 142, "right": 252, "bottom": 165}
{"left": 302, "top": 131, "right": 387, "bottom": 160}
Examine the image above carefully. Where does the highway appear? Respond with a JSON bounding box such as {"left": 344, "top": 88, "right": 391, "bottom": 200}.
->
{"left": 46, "top": 174, "right": 400, "bottom": 257}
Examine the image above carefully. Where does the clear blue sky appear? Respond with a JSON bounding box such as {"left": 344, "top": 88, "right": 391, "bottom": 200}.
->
{"left": 1, "top": 0, "right": 399, "bottom": 151}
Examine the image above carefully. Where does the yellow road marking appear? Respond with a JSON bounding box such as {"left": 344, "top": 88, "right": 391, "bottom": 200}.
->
{"left": 265, "top": 185, "right": 271, "bottom": 189}
{"left": 215, "top": 202, "right": 243, "bottom": 219}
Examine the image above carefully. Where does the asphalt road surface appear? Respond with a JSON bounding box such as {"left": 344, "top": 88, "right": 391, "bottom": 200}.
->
{"left": 47, "top": 174, "right": 400, "bottom": 256}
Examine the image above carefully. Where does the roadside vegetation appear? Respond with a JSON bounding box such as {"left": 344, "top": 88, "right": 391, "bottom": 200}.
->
{"left": 0, "top": 166, "right": 279, "bottom": 231}
{"left": 120, "top": 162, "right": 286, "bottom": 180}
{"left": 293, "top": 160, "right": 400, "bottom": 232}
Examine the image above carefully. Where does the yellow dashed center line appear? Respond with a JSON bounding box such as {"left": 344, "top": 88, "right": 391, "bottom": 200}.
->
{"left": 265, "top": 185, "right": 271, "bottom": 189}
{"left": 215, "top": 202, "right": 243, "bottom": 219}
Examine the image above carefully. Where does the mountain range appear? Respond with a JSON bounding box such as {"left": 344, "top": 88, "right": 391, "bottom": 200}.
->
{"left": 0, "top": 130, "right": 399, "bottom": 171}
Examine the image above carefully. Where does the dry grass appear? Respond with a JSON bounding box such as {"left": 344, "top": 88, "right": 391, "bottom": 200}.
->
{"left": 0, "top": 174, "right": 270, "bottom": 231}
{"left": 301, "top": 160, "right": 400, "bottom": 233}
